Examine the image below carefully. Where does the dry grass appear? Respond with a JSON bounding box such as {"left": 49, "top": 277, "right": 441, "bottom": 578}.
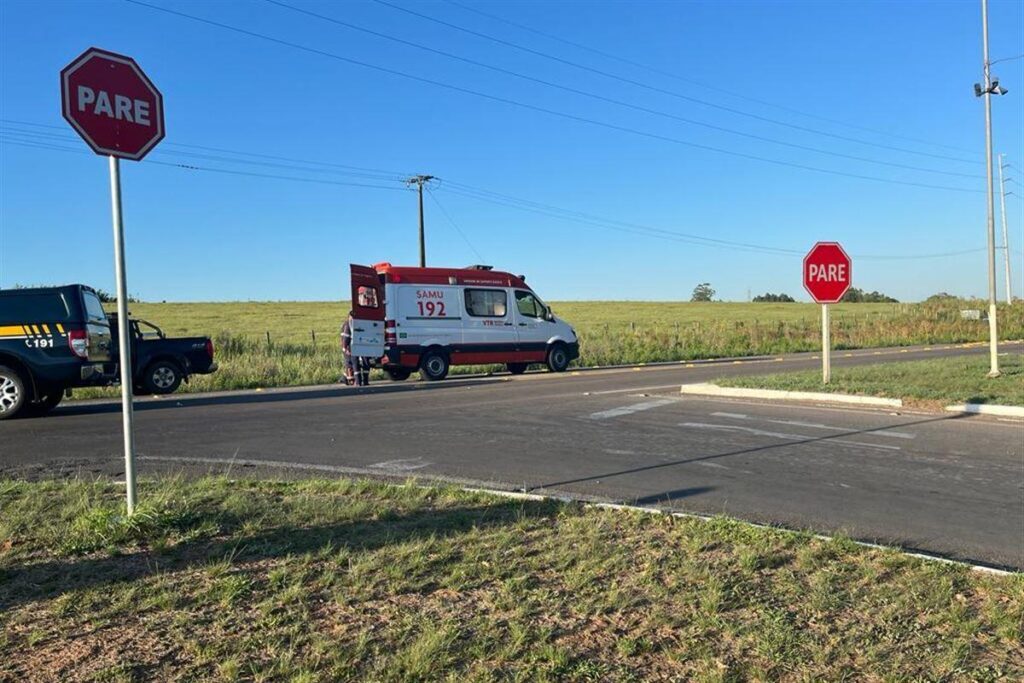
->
{"left": 78, "top": 300, "right": 1024, "bottom": 398}
{"left": 1, "top": 477, "right": 1021, "bottom": 681}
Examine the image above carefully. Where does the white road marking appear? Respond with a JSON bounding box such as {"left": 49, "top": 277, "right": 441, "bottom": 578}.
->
{"left": 369, "top": 458, "right": 431, "bottom": 472}
{"left": 589, "top": 399, "right": 676, "bottom": 420}
{"left": 710, "top": 412, "right": 915, "bottom": 439}
{"left": 678, "top": 422, "right": 902, "bottom": 451}
{"left": 591, "top": 384, "right": 685, "bottom": 395}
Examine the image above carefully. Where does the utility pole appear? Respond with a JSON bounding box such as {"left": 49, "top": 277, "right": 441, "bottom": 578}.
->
{"left": 998, "top": 154, "right": 1013, "bottom": 303}
{"left": 406, "top": 175, "right": 435, "bottom": 267}
{"left": 975, "top": 0, "right": 1007, "bottom": 378}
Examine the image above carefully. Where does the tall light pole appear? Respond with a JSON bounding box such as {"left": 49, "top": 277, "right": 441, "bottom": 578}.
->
{"left": 406, "top": 175, "right": 435, "bottom": 267}
{"left": 997, "top": 154, "right": 1013, "bottom": 303}
{"left": 975, "top": 0, "right": 1008, "bottom": 378}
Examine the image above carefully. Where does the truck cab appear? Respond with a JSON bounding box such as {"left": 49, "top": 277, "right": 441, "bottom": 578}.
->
{"left": 0, "top": 284, "right": 113, "bottom": 418}
{"left": 350, "top": 263, "right": 579, "bottom": 381}
{"left": 107, "top": 314, "right": 217, "bottom": 395}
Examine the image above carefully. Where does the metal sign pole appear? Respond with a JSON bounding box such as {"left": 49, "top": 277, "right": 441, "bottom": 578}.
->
{"left": 821, "top": 303, "right": 831, "bottom": 384}
{"left": 109, "top": 155, "right": 137, "bottom": 514}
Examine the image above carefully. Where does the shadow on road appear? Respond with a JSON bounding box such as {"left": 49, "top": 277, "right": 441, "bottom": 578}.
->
{"left": 41, "top": 378, "right": 509, "bottom": 418}
{"left": 633, "top": 486, "right": 716, "bottom": 506}
{"left": 0, "top": 497, "right": 559, "bottom": 612}
{"left": 532, "top": 412, "right": 975, "bottom": 492}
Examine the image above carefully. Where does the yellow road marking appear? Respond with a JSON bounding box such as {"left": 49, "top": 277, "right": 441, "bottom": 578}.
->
{"left": 685, "top": 364, "right": 695, "bottom": 368}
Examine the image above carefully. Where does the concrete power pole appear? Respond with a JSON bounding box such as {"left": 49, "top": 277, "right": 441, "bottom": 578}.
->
{"left": 998, "top": 154, "right": 1013, "bottom": 303}
{"left": 977, "top": 0, "right": 1002, "bottom": 378}
{"left": 406, "top": 175, "right": 435, "bottom": 267}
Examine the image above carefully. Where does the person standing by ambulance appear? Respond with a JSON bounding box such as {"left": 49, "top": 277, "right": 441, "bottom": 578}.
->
{"left": 340, "top": 312, "right": 355, "bottom": 386}
{"left": 340, "top": 311, "right": 370, "bottom": 387}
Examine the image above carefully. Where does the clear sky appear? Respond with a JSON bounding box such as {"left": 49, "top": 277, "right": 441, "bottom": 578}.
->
{"left": 1, "top": 0, "right": 1022, "bottom": 302}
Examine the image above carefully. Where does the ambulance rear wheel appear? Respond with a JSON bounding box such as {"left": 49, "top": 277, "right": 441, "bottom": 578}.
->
{"left": 386, "top": 367, "right": 412, "bottom": 381}
{"left": 419, "top": 350, "right": 449, "bottom": 382}
{"left": 507, "top": 363, "right": 528, "bottom": 375}
{"left": 546, "top": 343, "right": 570, "bottom": 373}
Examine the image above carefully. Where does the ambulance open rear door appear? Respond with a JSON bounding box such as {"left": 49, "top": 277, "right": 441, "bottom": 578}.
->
{"left": 350, "top": 264, "right": 385, "bottom": 358}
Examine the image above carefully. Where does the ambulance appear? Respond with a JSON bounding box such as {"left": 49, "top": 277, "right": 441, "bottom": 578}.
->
{"left": 349, "top": 263, "right": 579, "bottom": 381}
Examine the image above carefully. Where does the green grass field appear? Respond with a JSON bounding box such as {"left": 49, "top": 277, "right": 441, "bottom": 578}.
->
{"left": 2, "top": 477, "right": 1020, "bottom": 681}
{"left": 83, "top": 300, "right": 1024, "bottom": 397}
{"left": 717, "top": 353, "right": 1024, "bottom": 406}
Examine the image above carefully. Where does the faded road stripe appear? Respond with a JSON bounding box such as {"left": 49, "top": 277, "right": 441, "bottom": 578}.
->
{"left": 589, "top": 399, "right": 676, "bottom": 420}
{"left": 678, "top": 422, "right": 902, "bottom": 451}
{"left": 710, "top": 412, "right": 915, "bottom": 439}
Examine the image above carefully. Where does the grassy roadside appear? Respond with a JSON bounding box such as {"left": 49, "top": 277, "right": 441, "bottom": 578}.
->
{"left": 72, "top": 300, "right": 1024, "bottom": 398}
{"left": 716, "top": 353, "right": 1024, "bottom": 407}
{"left": 1, "top": 477, "right": 1021, "bottom": 681}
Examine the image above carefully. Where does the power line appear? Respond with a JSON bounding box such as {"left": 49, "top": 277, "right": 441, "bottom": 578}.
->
{"left": 0, "top": 118, "right": 411, "bottom": 180}
{"left": 0, "top": 137, "right": 406, "bottom": 191}
{"left": 266, "top": 0, "right": 980, "bottom": 180}
{"left": 372, "top": 0, "right": 980, "bottom": 165}
{"left": 426, "top": 186, "right": 486, "bottom": 262}
{"left": 442, "top": 0, "right": 980, "bottom": 157}
{"left": 0, "top": 124, "right": 411, "bottom": 183}
{"left": 122, "top": 1, "right": 984, "bottom": 195}
{"left": 435, "top": 180, "right": 986, "bottom": 260}
{"left": 0, "top": 133, "right": 984, "bottom": 261}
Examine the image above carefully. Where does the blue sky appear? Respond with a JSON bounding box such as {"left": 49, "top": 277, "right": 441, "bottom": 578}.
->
{"left": 1, "top": 0, "right": 1022, "bottom": 302}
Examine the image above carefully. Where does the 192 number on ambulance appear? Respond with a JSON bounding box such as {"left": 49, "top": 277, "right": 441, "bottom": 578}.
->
{"left": 417, "top": 301, "right": 446, "bottom": 317}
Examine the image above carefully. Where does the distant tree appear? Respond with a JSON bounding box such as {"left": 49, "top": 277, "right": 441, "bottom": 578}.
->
{"left": 841, "top": 287, "right": 898, "bottom": 303}
{"left": 10, "top": 284, "right": 137, "bottom": 303}
{"left": 752, "top": 292, "right": 795, "bottom": 303}
{"left": 691, "top": 283, "right": 715, "bottom": 302}
{"left": 925, "top": 292, "right": 959, "bottom": 302}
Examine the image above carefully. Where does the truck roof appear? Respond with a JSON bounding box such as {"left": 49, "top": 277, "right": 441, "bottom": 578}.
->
{"left": 373, "top": 263, "right": 530, "bottom": 290}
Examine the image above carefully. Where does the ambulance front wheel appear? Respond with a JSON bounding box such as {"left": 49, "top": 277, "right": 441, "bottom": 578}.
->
{"left": 419, "top": 350, "right": 450, "bottom": 381}
{"left": 546, "top": 343, "right": 571, "bottom": 373}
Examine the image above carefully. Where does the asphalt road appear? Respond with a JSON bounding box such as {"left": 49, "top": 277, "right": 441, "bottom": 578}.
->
{"left": 3, "top": 342, "right": 1022, "bottom": 569}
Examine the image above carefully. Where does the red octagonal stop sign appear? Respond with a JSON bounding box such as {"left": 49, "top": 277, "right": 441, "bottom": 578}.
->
{"left": 803, "top": 242, "right": 852, "bottom": 304}
{"left": 60, "top": 47, "right": 164, "bottom": 161}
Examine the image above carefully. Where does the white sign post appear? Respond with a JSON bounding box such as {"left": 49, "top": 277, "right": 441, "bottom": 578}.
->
{"left": 61, "top": 48, "right": 165, "bottom": 514}
{"left": 803, "top": 242, "right": 852, "bottom": 386}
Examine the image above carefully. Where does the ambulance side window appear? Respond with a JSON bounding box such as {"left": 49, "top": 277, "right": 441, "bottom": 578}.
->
{"left": 464, "top": 288, "right": 507, "bottom": 317}
{"left": 515, "top": 291, "right": 542, "bottom": 319}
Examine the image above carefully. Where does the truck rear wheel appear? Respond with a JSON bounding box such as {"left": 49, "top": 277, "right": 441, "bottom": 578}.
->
{"left": 546, "top": 343, "right": 571, "bottom": 373}
{"left": 0, "top": 365, "right": 26, "bottom": 420}
{"left": 386, "top": 367, "right": 412, "bottom": 381}
{"left": 143, "top": 360, "right": 183, "bottom": 394}
{"left": 419, "top": 350, "right": 449, "bottom": 382}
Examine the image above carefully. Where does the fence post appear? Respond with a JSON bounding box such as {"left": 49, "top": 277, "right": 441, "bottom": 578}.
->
{"left": 266, "top": 330, "right": 272, "bottom": 350}
{"left": 311, "top": 329, "right": 316, "bottom": 345}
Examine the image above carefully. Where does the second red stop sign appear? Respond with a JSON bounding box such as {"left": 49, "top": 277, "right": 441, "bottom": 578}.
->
{"left": 803, "top": 242, "right": 852, "bottom": 304}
